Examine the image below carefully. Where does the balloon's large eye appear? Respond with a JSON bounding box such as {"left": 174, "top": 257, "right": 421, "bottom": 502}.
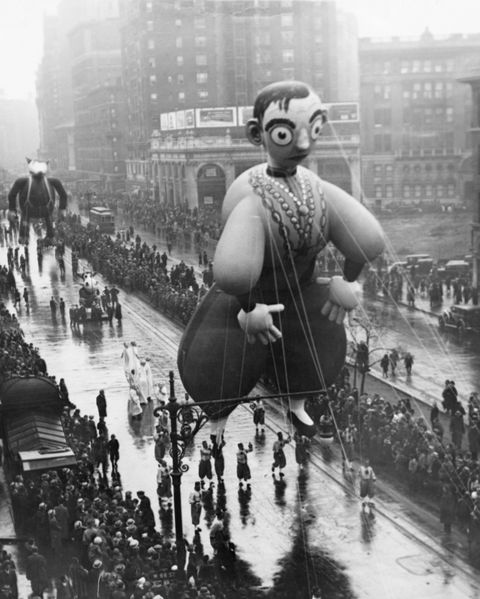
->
{"left": 310, "top": 117, "right": 324, "bottom": 140}
{"left": 270, "top": 125, "right": 293, "bottom": 146}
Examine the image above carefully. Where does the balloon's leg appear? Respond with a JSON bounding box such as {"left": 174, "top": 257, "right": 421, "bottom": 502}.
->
{"left": 211, "top": 417, "right": 228, "bottom": 445}
{"left": 288, "top": 398, "right": 316, "bottom": 438}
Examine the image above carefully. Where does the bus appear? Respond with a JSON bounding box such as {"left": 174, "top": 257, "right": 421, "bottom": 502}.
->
{"left": 89, "top": 206, "right": 115, "bottom": 234}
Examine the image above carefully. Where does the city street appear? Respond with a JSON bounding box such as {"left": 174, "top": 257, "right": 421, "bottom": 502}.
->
{"left": 2, "top": 232, "right": 480, "bottom": 598}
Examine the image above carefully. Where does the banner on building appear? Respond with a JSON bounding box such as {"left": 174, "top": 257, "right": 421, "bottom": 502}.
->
{"left": 167, "top": 112, "right": 177, "bottom": 130}
{"left": 185, "top": 109, "right": 195, "bottom": 128}
{"left": 237, "top": 106, "right": 254, "bottom": 126}
{"left": 324, "top": 103, "right": 359, "bottom": 122}
{"left": 196, "top": 107, "right": 237, "bottom": 128}
{"left": 160, "top": 113, "right": 169, "bottom": 131}
{"left": 176, "top": 110, "right": 186, "bottom": 129}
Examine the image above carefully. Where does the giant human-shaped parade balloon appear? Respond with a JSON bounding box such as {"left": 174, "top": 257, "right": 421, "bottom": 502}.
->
{"left": 178, "top": 81, "right": 385, "bottom": 439}
{"left": 7, "top": 158, "right": 67, "bottom": 244}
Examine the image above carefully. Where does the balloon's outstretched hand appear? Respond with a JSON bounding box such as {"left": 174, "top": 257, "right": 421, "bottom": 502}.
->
{"left": 320, "top": 276, "right": 360, "bottom": 325}
{"left": 238, "top": 303, "right": 285, "bottom": 345}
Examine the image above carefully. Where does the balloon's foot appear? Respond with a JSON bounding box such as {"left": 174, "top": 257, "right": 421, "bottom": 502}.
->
{"left": 287, "top": 410, "right": 316, "bottom": 438}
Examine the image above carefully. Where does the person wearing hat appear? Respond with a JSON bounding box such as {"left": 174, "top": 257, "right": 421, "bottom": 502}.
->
{"left": 450, "top": 408, "right": 465, "bottom": 451}
{"left": 25, "top": 545, "right": 48, "bottom": 597}
{"left": 96, "top": 389, "right": 107, "bottom": 419}
{"left": 88, "top": 559, "right": 108, "bottom": 599}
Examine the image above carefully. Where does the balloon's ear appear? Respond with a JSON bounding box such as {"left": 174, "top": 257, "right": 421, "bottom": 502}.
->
{"left": 26, "top": 157, "right": 31, "bottom": 164}
{"left": 245, "top": 118, "right": 263, "bottom": 147}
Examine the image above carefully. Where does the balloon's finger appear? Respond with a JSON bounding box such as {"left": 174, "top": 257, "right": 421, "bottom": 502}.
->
{"left": 268, "top": 303, "right": 285, "bottom": 314}
{"left": 329, "top": 305, "right": 339, "bottom": 322}
{"left": 270, "top": 325, "right": 283, "bottom": 340}
{"left": 258, "top": 332, "right": 269, "bottom": 345}
{"left": 336, "top": 308, "right": 346, "bottom": 325}
{"left": 321, "top": 300, "right": 332, "bottom": 316}
{"left": 266, "top": 331, "right": 277, "bottom": 343}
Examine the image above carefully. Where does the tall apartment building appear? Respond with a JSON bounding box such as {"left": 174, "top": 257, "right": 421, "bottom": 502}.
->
{"left": 359, "top": 30, "right": 480, "bottom": 210}
{"left": 119, "top": 0, "right": 359, "bottom": 200}
{"left": 36, "top": 0, "right": 125, "bottom": 188}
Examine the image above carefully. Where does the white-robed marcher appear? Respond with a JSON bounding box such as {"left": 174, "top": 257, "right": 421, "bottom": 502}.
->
{"left": 137, "top": 359, "right": 150, "bottom": 405}
{"left": 128, "top": 386, "right": 143, "bottom": 419}
{"left": 122, "top": 341, "right": 140, "bottom": 381}
{"left": 121, "top": 342, "right": 130, "bottom": 379}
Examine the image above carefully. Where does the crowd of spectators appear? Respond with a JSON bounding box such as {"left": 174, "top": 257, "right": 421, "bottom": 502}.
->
{"left": 306, "top": 373, "right": 480, "bottom": 553}
{"left": 57, "top": 216, "right": 207, "bottom": 326}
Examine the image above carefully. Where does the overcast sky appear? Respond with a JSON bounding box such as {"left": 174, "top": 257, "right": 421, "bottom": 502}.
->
{"left": 1, "top": 0, "right": 480, "bottom": 100}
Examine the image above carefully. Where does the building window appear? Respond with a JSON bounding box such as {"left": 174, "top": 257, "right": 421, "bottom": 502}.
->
{"left": 423, "top": 60, "right": 432, "bottom": 72}
{"left": 196, "top": 54, "right": 207, "bottom": 66}
{"left": 195, "top": 36, "right": 207, "bottom": 48}
{"left": 178, "top": 92, "right": 185, "bottom": 101}
{"left": 146, "top": 0, "right": 153, "bottom": 12}
{"left": 281, "top": 31, "right": 294, "bottom": 44}
{"left": 177, "top": 55, "right": 184, "bottom": 66}
{"left": 403, "top": 185, "right": 411, "bottom": 198}
{"left": 423, "top": 82, "right": 432, "bottom": 99}
{"left": 401, "top": 60, "right": 409, "bottom": 74}
{"left": 148, "top": 57, "right": 156, "bottom": 68}
{"left": 374, "top": 164, "right": 383, "bottom": 177}
{"left": 434, "top": 82, "right": 443, "bottom": 99}
{"left": 148, "top": 39, "right": 155, "bottom": 50}
{"left": 147, "top": 20, "right": 154, "bottom": 31}
{"left": 414, "top": 185, "right": 422, "bottom": 198}
{"left": 446, "top": 107, "right": 453, "bottom": 123}
{"left": 385, "top": 164, "right": 393, "bottom": 177}
{"left": 149, "top": 75, "right": 156, "bottom": 84}
{"left": 196, "top": 72, "right": 208, "bottom": 84}
{"left": 175, "top": 18, "right": 182, "bottom": 26}
{"left": 436, "top": 185, "right": 445, "bottom": 198}
{"left": 434, "top": 61, "right": 443, "bottom": 72}
{"left": 282, "top": 49, "right": 294, "bottom": 63}
{"left": 425, "top": 184, "right": 433, "bottom": 198}
{"left": 198, "top": 90, "right": 208, "bottom": 99}
{"left": 176, "top": 37, "right": 182, "bottom": 48}
{"left": 413, "top": 60, "right": 420, "bottom": 73}
{"left": 385, "top": 184, "right": 393, "bottom": 198}
{"left": 374, "top": 185, "right": 383, "bottom": 198}
{"left": 412, "top": 83, "right": 421, "bottom": 99}
{"left": 150, "top": 93, "right": 157, "bottom": 100}
{"left": 177, "top": 74, "right": 184, "bottom": 84}
{"left": 281, "top": 14, "right": 293, "bottom": 27}
{"left": 194, "top": 17, "right": 206, "bottom": 28}
{"left": 447, "top": 183, "right": 455, "bottom": 197}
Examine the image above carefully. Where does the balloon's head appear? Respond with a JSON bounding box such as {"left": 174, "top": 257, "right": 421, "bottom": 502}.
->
{"left": 26, "top": 157, "right": 48, "bottom": 177}
{"left": 246, "top": 81, "right": 327, "bottom": 174}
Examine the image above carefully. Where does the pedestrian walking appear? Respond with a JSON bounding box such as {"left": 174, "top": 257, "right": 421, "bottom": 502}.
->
{"left": 359, "top": 457, "right": 376, "bottom": 513}
{"left": 25, "top": 545, "right": 49, "bottom": 597}
{"left": 107, "top": 434, "right": 120, "bottom": 473}
{"left": 114, "top": 302, "right": 122, "bottom": 323}
{"left": 404, "top": 352, "right": 414, "bottom": 376}
{"left": 59, "top": 297, "right": 66, "bottom": 318}
{"left": 23, "top": 287, "right": 29, "bottom": 306}
{"left": 294, "top": 433, "right": 310, "bottom": 470}
{"left": 96, "top": 389, "right": 107, "bottom": 419}
{"left": 450, "top": 409, "right": 465, "bottom": 450}
{"left": 439, "top": 484, "right": 456, "bottom": 534}
{"left": 211, "top": 435, "right": 226, "bottom": 484}
{"left": 236, "top": 442, "right": 253, "bottom": 487}
{"left": 272, "top": 432, "right": 291, "bottom": 478}
{"left": 50, "top": 296, "right": 57, "bottom": 316}
{"left": 380, "top": 353, "right": 389, "bottom": 378}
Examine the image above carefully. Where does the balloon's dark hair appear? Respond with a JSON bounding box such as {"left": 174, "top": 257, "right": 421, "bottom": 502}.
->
{"left": 253, "top": 81, "right": 312, "bottom": 124}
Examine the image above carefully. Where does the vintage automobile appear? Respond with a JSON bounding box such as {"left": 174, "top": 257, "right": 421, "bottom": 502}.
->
{"left": 438, "top": 304, "right": 480, "bottom": 337}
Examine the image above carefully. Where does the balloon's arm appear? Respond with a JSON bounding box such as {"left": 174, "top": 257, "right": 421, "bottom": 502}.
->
{"left": 213, "top": 197, "right": 265, "bottom": 296}
{"left": 50, "top": 178, "right": 68, "bottom": 210}
{"left": 237, "top": 303, "right": 284, "bottom": 345}
{"left": 322, "top": 180, "right": 385, "bottom": 267}
{"left": 7, "top": 178, "right": 25, "bottom": 212}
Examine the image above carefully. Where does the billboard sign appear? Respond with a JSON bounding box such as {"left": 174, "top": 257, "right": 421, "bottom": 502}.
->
{"left": 237, "top": 106, "right": 254, "bottom": 126}
{"left": 196, "top": 107, "right": 237, "bottom": 128}
{"left": 324, "top": 102, "right": 359, "bottom": 122}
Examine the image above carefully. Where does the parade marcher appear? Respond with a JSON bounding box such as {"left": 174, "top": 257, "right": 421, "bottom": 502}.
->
{"left": 189, "top": 481, "right": 203, "bottom": 531}
{"left": 198, "top": 440, "right": 213, "bottom": 485}
{"left": 442, "top": 380, "right": 457, "bottom": 415}
{"left": 294, "top": 433, "right": 310, "bottom": 470}
{"left": 359, "top": 457, "right": 376, "bottom": 513}
{"left": 450, "top": 410, "right": 465, "bottom": 450}
{"left": 251, "top": 397, "right": 265, "bottom": 434}
{"left": 59, "top": 298, "right": 66, "bottom": 318}
{"left": 156, "top": 460, "right": 172, "bottom": 501}
{"left": 128, "top": 387, "right": 142, "bottom": 420}
{"left": 50, "top": 296, "right": 57, "bottom": 317}
{"left": 236, "top": 442, "right": 253, "bottom": 487}
{"left": 23, "top": 287, "right": 29, "bottom": 306}
{"left": 272, "top": 432, "right": 291, "bottom": 478}
{"left": 380, "top": 353, "right": 389, "bottom": 378}
{"left": 96, "top": 389, "right": 107, "bottom": 419}
{"left": 211, "top": 435, "right": 226, "bottom": 485}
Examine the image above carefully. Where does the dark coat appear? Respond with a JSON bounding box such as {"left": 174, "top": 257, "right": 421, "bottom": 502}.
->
{"left": 96, "top": 392, "right": 107, "bottom": 418}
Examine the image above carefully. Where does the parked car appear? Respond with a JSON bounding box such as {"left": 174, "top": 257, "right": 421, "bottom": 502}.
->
{"left": 438, "top": 304, "right": 480, "bottom": 337}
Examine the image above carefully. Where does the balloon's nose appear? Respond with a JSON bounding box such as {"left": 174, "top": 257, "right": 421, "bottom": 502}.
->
{"left": 296, "top": 127, "right": 310, "bottom": 150}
